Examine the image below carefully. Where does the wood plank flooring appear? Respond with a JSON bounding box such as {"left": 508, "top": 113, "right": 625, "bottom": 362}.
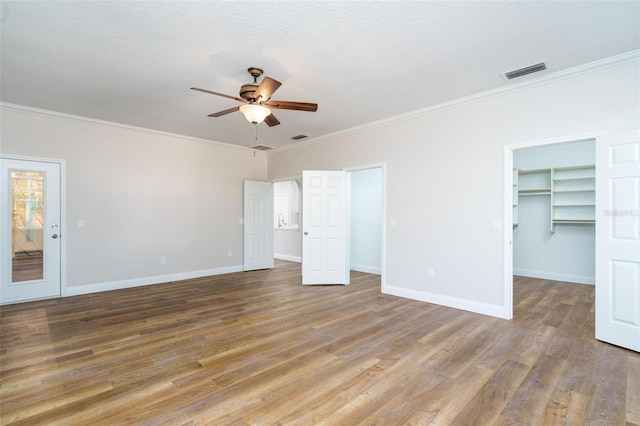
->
{"left": 1, "top": 261, "right": 638, "bottom": 425}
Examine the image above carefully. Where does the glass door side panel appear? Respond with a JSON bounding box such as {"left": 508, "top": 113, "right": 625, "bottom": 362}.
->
{"left": 11, "top": 170, "right": 44, "bottom": 282}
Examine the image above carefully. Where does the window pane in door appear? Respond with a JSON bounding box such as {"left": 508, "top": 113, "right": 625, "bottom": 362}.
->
{"left": 11, "top": 171, "right": 44, "bottom": 282}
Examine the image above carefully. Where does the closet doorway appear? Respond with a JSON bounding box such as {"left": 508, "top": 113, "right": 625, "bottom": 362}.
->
{"left": 506, "top": 130, "right": 640, "bottom": 352}
{"left": 503, "top": 132, "right": 603, "bottom": 319}
{"left": 513, "top": 139, "right": 596, "bottom": 286}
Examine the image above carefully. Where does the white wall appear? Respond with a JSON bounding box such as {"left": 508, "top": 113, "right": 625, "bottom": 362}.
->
{"left": 514, "top": 140, "right": 596, "bottom": 284}
{"left": 1, "top": 106, "right": 267, "bottom": 293}
{"left": 267, "top": 55, "right": 640, "bottom": 318}
{"left": 273, "top": 229, "right": 301, "bottom": 262}
{"left": 350, "top": 167, "right": 383, "bottom": 274}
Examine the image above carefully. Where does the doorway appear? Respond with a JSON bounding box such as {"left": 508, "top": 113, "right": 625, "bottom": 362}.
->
{"left": 513, "top": 140, "right": 596, "bottom": 285}
{"left": 273, "top": 178, "right": 302, "bottom": 263}
{"left": 349, "top": 166, "right": 384, "bottom": 275}
{"left": 503, "top": 132, "right": 603, "bottom": 319}
{"left": 271, "top": 165, "right": 385, "bottom": 284}
{"left": 1, "top": 156, "right": 64, "bottom": 304}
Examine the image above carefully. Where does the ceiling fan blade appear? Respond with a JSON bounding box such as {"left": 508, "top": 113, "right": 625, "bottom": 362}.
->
{"left": 264, "top": 112, "right": 280, "bottom": 127}
{"left": 191, "top": 87, "right": 246, "bottom": 103}
{"left": 264, "top": 100, "right": 318, "bottom": 112}
{"left": 253, "top": 77, "right": 281, "bottom": 103}
{"left": 208, "top": 106, "right": 240, "bottom": 117}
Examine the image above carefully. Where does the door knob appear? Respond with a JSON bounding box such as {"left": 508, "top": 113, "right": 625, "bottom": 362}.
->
{"left": 52, "top": 234, "right": 59, "bottom": 239}
{"left": 304, "top": 232, "right": 308, "bottom": 235}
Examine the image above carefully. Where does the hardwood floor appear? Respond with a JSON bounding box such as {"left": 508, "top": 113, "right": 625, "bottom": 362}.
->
{"left": 1, "top": 261, "right": 638, "bottom": 425}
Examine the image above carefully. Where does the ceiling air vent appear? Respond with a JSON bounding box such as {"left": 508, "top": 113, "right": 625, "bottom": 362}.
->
{"left": 250, "top": 144, "right": 274, "bottom": 151}
{"left": 291, "top": 134, "right": 308, "bottom": 140}
{"left": 503, "top": 61, "right": 547, "bottom": 80}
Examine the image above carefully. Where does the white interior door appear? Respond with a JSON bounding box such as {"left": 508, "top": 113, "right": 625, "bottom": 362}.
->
{"left": 302, "top": 170, "right": 349, "bottom": 285}
{"left": 243, "top": 180, "right": 273, "bottom": 271}
{"left": 595, "top": 130, "right": 640, "bottom": 352}
{"left": 1, "top": 158, "right": 62, "bottom": 304}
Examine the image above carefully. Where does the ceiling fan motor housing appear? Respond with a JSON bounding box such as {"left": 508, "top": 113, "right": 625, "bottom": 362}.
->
{"left": 240, "top": 67, "right": 264, "bottom": 100}
{"left": 240, "top": 82, "right": 259, "bottom": 100}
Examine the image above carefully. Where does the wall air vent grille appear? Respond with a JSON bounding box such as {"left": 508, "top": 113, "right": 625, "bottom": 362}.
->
{"left": 503, "top": 62, "right": 547, "bottom": 80}
{"left": 250, "top": 144, "right": 274, "bottom": 151}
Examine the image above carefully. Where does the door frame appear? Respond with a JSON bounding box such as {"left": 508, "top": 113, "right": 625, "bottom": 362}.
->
{"left": 270, "top": 164, "right": 386, "bottom": 289}
{"left": 503, "top": 131, "right": 605, "bottom": 320}
{"left": 1, "top": 154, "right": 67, "bottom": 299}
{"left": 271, "top": 175, "right": 303, "bottom": 264}
{"left": 345, "top": 163, "right": 386, "bottom": 290}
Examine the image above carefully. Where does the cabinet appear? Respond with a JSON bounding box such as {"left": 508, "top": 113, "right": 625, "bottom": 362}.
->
{"left": 515, "top": 165, "right": 595, "bottom": 232}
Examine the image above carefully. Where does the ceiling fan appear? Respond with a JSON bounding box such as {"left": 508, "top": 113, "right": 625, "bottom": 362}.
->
{"left": 191, "top": 67, "right": 318, "bottom": 127}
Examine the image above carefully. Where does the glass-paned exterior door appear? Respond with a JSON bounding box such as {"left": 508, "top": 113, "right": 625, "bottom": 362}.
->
{"left": 1, "top": 158, "right": 62, "bottom": 304}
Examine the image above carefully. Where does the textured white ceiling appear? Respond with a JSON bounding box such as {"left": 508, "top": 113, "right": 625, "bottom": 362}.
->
{"left": 1, "top": 1, "right": 639, "bottom": 149}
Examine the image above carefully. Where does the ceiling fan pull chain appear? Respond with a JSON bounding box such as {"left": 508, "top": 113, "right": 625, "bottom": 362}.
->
{"left": 253, "top": 123, "right": 257, "bottom": 156}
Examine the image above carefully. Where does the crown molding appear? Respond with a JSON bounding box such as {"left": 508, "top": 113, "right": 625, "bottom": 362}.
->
{"left": 0, "top": 102, "right": 248, "bottom": 151}
{"left": 272, "top": 49, "right": 640, "bottom": 154}
{"left": 2, "top": 49, "right": 637, "bottom": 155}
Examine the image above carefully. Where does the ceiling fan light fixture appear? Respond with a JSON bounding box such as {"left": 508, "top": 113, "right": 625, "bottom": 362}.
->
{"left": 239, "top": 104, "right": 271, "bottom": 124}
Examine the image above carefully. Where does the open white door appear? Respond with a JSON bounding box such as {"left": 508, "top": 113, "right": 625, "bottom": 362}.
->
{"left": 595, "top": 130, "right": 640, "bottom": 352}
{"left": 243, "top": 181, "right": 274, "bottom": 271}
{"left": 1, "top": 158, "right": 62, "bottom": 304}
{"left": 302, "top": 170, "right": 349, "bottom": 285}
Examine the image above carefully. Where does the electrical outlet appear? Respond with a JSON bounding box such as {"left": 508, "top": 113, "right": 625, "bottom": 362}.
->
{"left": 160, "top": 256, "right": 167, "bottom": 264}
{"left": 427, "top": 268, "right": 435, "bottom": 278}
{"left": 227, "top": 250, "right": 233, "bottom": 257}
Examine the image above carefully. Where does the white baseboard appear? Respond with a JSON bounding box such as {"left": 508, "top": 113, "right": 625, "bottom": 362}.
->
{"left": 274, "top": 254, "right": 301, "bottom": 263}
{"left": 513, "top": 268, "right": 595, "bottom": 285}
{"left": 350, "top": 264, "right": 381, "bottom": 275}
{"left": 64, "top": 265, "right": 244, "bottom": 297}
{"left": 382, "top": 283, "right": 507, "bottom": 319}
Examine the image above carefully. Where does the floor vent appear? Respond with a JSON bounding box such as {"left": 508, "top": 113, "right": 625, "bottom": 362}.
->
{"left": 291, "top": 134, "right": 308, "bottom": 140}
{"left": 250, "top": 144, "right": 274, "bottom": 151}
{"left": 503, "top": 61, "right": 547, "bottom": 80}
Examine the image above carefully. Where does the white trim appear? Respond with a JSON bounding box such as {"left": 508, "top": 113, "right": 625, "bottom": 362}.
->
{"left": 350, "top": 264, "right": 381, "bottom": 275}
{"left": 503, "top": 146, "right": 514, "bottom": 320}
{"left": 275, "top": 225, "right": 299, "bottom": 231}
{"left": 271, "top": 175, "right": 302, "bottom": 183}
{"left": 508, "top": 131, "right": 606, "bottom": 150}
{"left": 514, "top": 269, "right": 595, "bottom": 285}
{"left": 274, "top": 254, "right": 301, "bottom": 263}
{"left": 382, "top": 283, "right": 506, "bottom": 319}
{"left": 0, "top": 154, "right": 68, "bottom": 300}
{"left": 3, "top": 50, "right": 635, "bottom": 156}
{"left": 0, "top": 103, "right": 248, "bottom": 151}
{"left": 1, "top": 153, "right": 66, "bottom": 165}
{"left": 273, "top": 50, "right": 639, "bottom": 154}
{"left": 65, "top": 265, "right": 244, "bottom": 297}
{"left": 504, "top": 131, "right": 606, "bottom": 320}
